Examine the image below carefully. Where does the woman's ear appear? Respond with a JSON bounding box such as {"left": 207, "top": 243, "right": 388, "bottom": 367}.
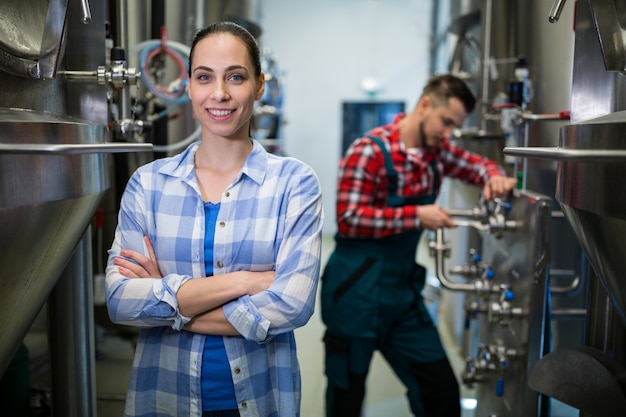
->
{"left": 256, "top": 73, "right": 266, "bottom": 101}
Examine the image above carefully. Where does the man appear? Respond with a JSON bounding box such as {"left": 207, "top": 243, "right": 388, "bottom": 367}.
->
{"left": 320, "top": 74, "right": 517, "bottom": 417}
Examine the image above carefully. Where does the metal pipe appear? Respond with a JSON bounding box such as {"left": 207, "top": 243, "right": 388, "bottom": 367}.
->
{"left": 80, "top": 0, "right": 92, "bottom": 24}
{"left": 195, "top": 0, "right": 206, "bottom": 31}
{"left": 549, "top": 0, "right": 568, "bottom": 23}
{"left": 522, "top": 122, "right": 529, "bottom": 190}
{"left": 433, "top": 228, "right": 480, "bottom": 292}
{"left": 448, "top": 208, "right": 479, "bottom": 218}
{"left": 116, "top": 0, "right": 129, "bottom": 52}
{"left": 551, "top": 308, "right": 587, "bottom": 318}
{"left": 0, "top": 143, "right": 152, "bottom": 155}
{"left": 480, "top": 0, "right": 493, "bottom": 132}
{"left": 551, "top": 210, "right": 565, "bottom": 218}
{"left": 549, "top": 269, "right": 582, "bottom": 295}
{"left": 521, "top": 113, "right": 567, "bottom": 121}
{"left": 503, "top": 146, "right": 626, "bottom": 161}
{"left": 48, "top": 229, "right": 97, "bottom": 417}
{"left": 453, "top": 220, "right": 490, "bottom": 231}
{"left": 60, "top": 70, "right": 99, "bottom": 80}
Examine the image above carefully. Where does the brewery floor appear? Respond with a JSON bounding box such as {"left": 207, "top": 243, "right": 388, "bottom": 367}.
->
{"left": 24, "top": 301, "right": 474, "bottom": 417}
{"left": 20, "top": 234, "right": 577, "bottom": 417}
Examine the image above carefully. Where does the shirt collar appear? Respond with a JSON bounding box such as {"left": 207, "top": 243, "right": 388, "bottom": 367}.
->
{"left": 156, "top": 139, "right": 268, "bottom": 186}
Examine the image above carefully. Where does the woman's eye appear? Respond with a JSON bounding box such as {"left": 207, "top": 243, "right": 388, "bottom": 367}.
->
{"left": 197, "top": 74, "right": 210, "bottom": 81}
{"left": 229, "top": 74, "right": 245, "bottom": 82}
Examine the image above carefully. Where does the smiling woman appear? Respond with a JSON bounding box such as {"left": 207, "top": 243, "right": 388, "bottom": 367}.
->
{"left": 187, "top": 24, "right": 265, "bottom": 146}
{"left": 105, "top": 21, "right": 324, "bottom": 417}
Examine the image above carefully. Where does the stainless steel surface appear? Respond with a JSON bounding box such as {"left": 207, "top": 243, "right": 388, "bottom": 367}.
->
{"left": 0, "top": 0, "right": 70, "bottom": 79}
{"left": 514, "top": 1, "right": 626, "bottom": 414}
{"left": 0, "top": 5, "right": 126, "bottom": 417}
{"left": 588, "top": 0, "right": 626, "bottom": 73}
{"left": 455, "top": 190, "right": 552, "bottom": 417}
{"left": 548, "top": 0, "right": 567, "bottom": 23}
{"left": 0, "top": 1, "right": 47, "bottom": 58}
{"left": 38, "top": 0, "right": 69, "bottom": 79}
{"left": 48, "top": 230, "right": 97, "bottom": 417}
{"left": 79, "top": 0, "right": 92, "bottom": 24}
{"left": 556, "top": 113, "right": 626, "bottom": 325}
{"left": 570, "top": 1, "right": 626, "bottom": 123}
{"left": 503, "top": 146, "right": 626, "bottom": 160}
{"left": 0, "top": 109, "right": 109, "bottom": 376}
{"left": 430, "top": 229, "right": 478, "bottom": 293}
{"left": 1, "top": 4, "right": 108, "bottom": 125}
{"left": 434, "top": 7, "right": 581, "bottom": 395}
{"left": 0, "top": 143, "right": 152, "bottom": 154}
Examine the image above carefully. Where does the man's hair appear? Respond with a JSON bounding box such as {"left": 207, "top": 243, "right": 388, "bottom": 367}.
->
{"left": 420, "top": 74, "right": 476, "bottom": 113}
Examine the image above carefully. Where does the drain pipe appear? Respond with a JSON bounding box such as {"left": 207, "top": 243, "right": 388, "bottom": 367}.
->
{"left": 430, "top": 228, "right": 503, "bottom": 294}
{"left": 430, "top": 228, "right": 477, "bottom": 292}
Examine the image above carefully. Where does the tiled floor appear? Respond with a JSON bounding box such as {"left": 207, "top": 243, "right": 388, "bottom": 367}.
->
{"left": 21, "top": 233, "right": 576, "bottom": 416}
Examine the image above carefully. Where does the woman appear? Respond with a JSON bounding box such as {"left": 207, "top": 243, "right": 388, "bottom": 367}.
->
{"left": 106, "top": 21, "right": 323, "bottom": 417}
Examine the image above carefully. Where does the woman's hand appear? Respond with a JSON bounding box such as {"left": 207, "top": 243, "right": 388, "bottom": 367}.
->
{"left": 114, "top": 236, "right": 162, "bottom": 278}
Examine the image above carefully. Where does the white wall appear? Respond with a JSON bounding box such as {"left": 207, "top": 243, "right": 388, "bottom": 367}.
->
{"left": 258, "top": 0, "right": 434, "bottom": 235}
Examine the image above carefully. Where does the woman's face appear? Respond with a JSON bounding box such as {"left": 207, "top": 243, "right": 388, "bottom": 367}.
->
{"left": 187, "top": 32, "right": 264, "bottom": 141}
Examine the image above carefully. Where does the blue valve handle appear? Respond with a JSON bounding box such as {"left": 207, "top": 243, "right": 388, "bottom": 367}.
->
{"left": 496, "top": 377, "right": 505, "bottom": 396}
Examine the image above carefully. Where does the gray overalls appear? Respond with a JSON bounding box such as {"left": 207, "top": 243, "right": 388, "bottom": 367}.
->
{"left": 321, "top": 136, "right": 460, "bottom": 417}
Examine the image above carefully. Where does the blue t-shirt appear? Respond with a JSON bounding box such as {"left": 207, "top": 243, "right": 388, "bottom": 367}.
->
{"left": 201, "top": 201, "right": 238, "bottom": 411}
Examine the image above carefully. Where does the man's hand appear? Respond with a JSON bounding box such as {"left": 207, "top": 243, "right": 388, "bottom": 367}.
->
{"left": 114, "top": 236, "right": 162, "bottom": 278}
{"left": 483, "top": 176, "right": 518, "bottom": 200}
{"left": 418, "top": 205, "right": 457, "bottom": 230}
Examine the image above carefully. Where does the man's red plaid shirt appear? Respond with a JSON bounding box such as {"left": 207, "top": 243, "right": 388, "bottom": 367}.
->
{"left": 336, "top": 114, "right": 506, "bottom": 239}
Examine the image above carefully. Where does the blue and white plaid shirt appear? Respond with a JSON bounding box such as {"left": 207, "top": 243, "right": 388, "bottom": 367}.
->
{"left": 106, "top": 140, "right": 323, "bottom": 417}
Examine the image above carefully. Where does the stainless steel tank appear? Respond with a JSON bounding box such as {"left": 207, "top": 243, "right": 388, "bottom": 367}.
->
{"left": 557, "top": 115, "right": 626, "bottom": 325}
{"left": 432, "top": 1, "right": 584, "bottom": 415}
{"left": 0, "top": 110, "right": 109, "bottom": 376}
{"left": 0, "top": 2, "right": 149, "bottom": 416}
{"left": 0, "top": 0, "right": 111, "bottom": 376}
{"left": 504, "top": 1, "right": 626, "bottom": 415}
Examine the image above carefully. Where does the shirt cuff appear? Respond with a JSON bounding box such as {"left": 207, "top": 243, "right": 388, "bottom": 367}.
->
{"left": 153, "top": 274, "right": 193, "bottom": 331}
{"left": 223, "top": 296, "right": 271, "bottom": 342}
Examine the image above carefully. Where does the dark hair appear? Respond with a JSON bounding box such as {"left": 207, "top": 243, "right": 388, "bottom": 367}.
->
{"left": 188, "top": 21, "right": 261, "bottom": 78}
{"left": 420, "top": 74, "right": 476, "bottom": 113}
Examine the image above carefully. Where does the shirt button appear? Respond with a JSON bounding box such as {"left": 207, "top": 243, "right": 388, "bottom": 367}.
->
{"left": 225, "top": 191, "right": 230, "bottom": 197}
{"left": 241, "top": 402, "right": 247, "bottom": 408}
{"left": 219, "top": 221, "right": 225, "bottom": 228}
{"left": 234, "top": 368, "right": 241, "bottom": 374}
{"left": 217, "top": 261, "right": 224, "bottom": 268}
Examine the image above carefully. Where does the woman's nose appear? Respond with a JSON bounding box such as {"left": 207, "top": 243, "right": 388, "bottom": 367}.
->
{"left": 211, "top": 81, "right": 229, "bottom": 101}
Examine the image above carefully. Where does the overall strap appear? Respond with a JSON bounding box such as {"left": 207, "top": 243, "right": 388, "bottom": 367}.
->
{"left": 366, "top": 135, "right": 404, "bottom": 207}
{"left": 366, "top": 134, "right": 441, "bottom": 207}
